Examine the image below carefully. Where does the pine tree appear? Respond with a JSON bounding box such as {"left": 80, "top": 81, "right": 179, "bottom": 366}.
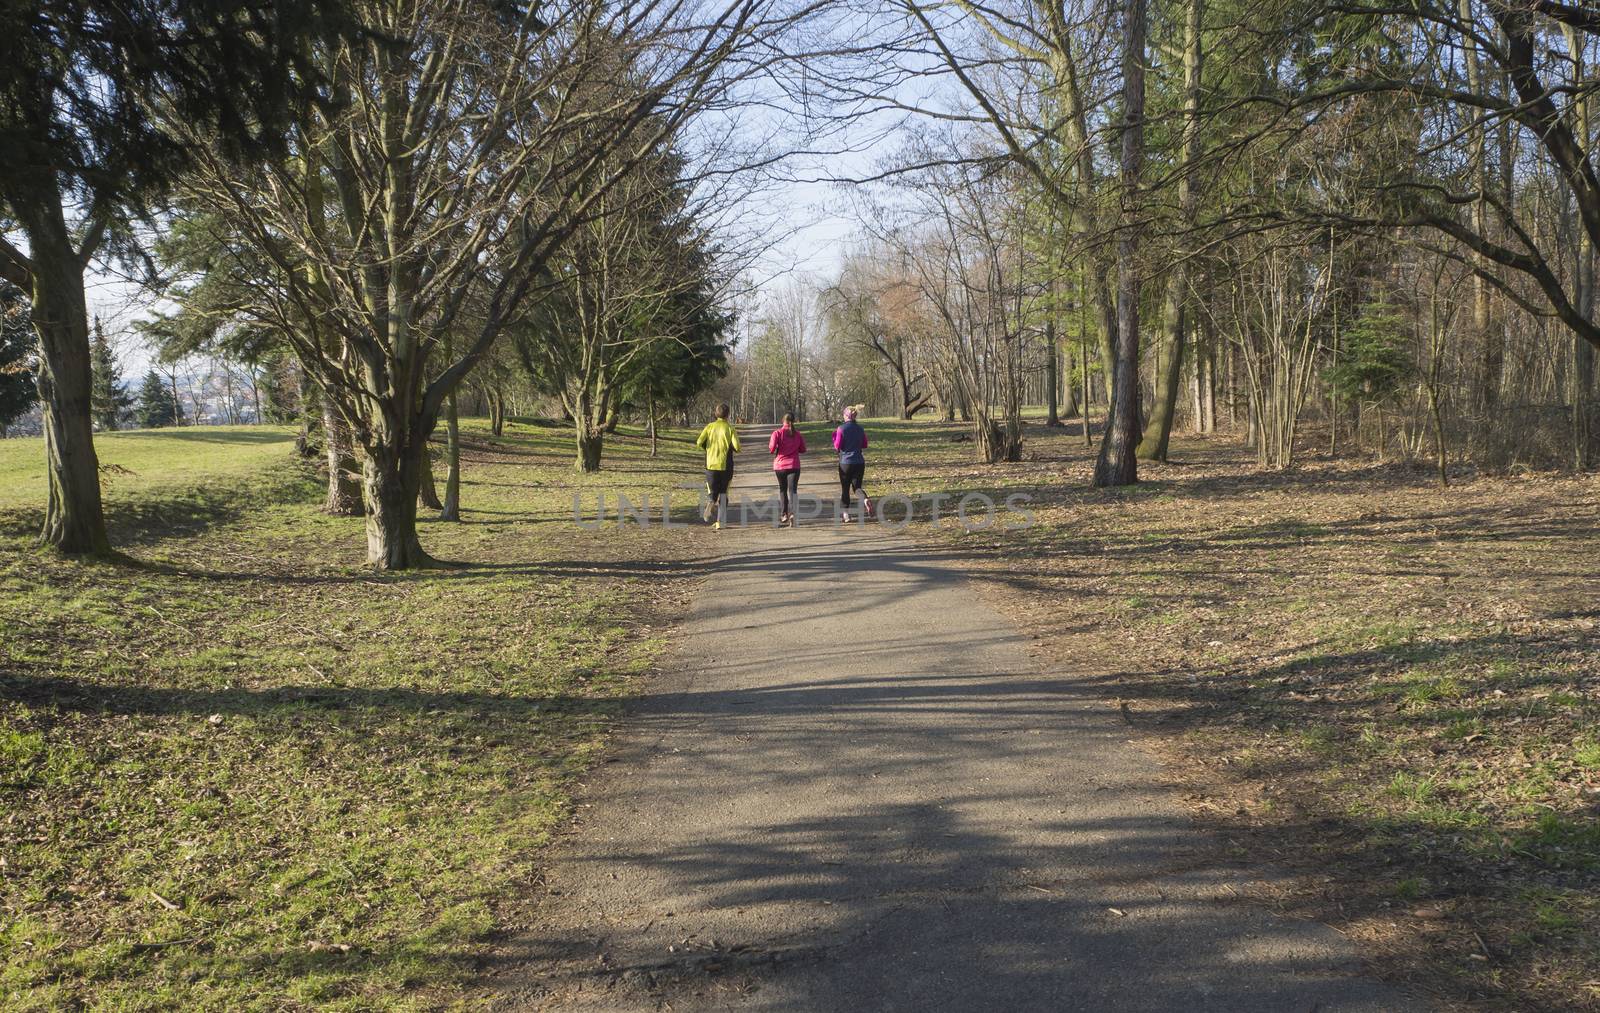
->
{"left": 1326, "top": 299, "right": 1413, "bottom": 408}
{"left": 89, "top": 320, "right": 133, "bottom": 431}
{"left": 135, "top": 370, "right": 183, "bottom": 429}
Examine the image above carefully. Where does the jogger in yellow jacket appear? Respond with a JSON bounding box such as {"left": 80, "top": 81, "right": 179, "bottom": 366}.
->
{"left": 696, "top": 403, "right": 740, "bottom": 528}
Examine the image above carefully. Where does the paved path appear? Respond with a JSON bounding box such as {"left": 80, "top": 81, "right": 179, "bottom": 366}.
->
{"left": 489, "top": 431, "right": 1422, "bottom": 1011}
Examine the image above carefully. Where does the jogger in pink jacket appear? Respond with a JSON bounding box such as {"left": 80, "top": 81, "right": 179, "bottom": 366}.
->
{"left": 768, "top": 413, "right": 806, "bottom": 525}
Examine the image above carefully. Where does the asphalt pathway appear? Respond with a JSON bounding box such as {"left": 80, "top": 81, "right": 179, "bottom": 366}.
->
{"left": 489, "top": 428, "right": 1423, "bottom": 1011}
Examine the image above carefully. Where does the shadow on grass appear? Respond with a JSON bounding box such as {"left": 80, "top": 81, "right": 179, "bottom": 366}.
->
{"left": 0, "top": 461, "right": 322, "bottom": 547}
{"left": 0, "top": 669, "right": 614, "bottom": 743}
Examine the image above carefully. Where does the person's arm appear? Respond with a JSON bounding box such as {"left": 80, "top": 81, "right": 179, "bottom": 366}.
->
{"left": 696, "top": 424, "right": 709, "bottom": 449}
{"left": 730, "top": 427, "right": 740, "bottom": 453}
{"left": 832, "top": 427, "right": 842, "bottom": 451}
{"left": 860, "top": 430, "right": 868, "bottom": 449}
{"left": 769, "top": 430, "right": 779, "bottom": 455}
{"left": 797, "top": 433, "right": 806, "bottom": 454}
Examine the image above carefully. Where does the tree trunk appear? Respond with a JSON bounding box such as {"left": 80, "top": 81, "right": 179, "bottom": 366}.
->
{"left": 647, "top": 388, "right": 658, "bottom": 458}
{"left": 363, "top": 440, "right": 431, "bottom": 570}
{"left": 417, "top": 442, "right": 443, "bottom": 510}
{"left": 1460, "top": 0, "right": 1501, "bottom": 425}
{"left": 1045, "top": 320, "right": 1061, "bottom": 426}
{"left": 1138, "top": 0, "right": 1199, "bottom": 462}
{"left": 489, "top": 386, "right": 505, "bottom": 436}
{"left": 1190, "top": 331, "right": 1206, "bottom": 434}
{"left": 323, "top": 405, "right": 362, "bottom": 516}
{"left": 1567, "top": 24, "right": 1595, "bottom": 471}
{"left": 25, "top": 211, "right": 110, "bottom": 555}
{"left": 1093, "top": 265, "right": 1118, "bottom": 398}
{"left": 976, "top": 413, "right": 1021, "bottom": 463}
{"left": 1138, "top": 274, "right": 1185, "bottom": 460}
{"left": 441, "top": 387, "right": 460, "bottom": 521}
{"left": 295, "top": 369, "right": 318, "bottom": 457}
{"left": 896, "top": 361, "right": 917, "bottom": 420}
{"left": 577, "top": 430, "right": 603, "bottom": 472}
{"left": 1094, "top": 0, "right": 1146, "bottom": 489}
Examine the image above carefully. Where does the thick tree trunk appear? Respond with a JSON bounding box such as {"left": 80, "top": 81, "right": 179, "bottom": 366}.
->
{"left": 363, "top": 440, "right": 431, "bottom": 570}
{"left": 577, "top": 430, "right": 603, "bottom": 472}
{"left": 1094, "top": 0, "right": 1146, "bottom": 489}
{"left": 26, "top": 215, "right": 110, "bottom": 555}
{"left": 1061, "top": 350, "right": 1080, "bottom": 419}
{"left": 323, "top": 405, "right": 362, "bottom": 516}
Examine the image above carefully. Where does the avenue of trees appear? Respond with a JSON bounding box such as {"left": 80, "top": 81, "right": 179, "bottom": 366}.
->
{"left": 5, "top": 0, "right": 1600, "bottom": 566}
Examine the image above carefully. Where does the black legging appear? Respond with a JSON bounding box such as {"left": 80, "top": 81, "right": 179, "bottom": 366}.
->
{"left": 838, "top": 460, "right": 865, "bottom": 508}
{"left": 775, "top": 469, "right": 799, "bottom": 515}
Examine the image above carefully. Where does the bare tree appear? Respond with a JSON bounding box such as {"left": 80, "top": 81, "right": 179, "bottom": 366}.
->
{"left": 174, "top": 0, "right": 786, "bottom": 567}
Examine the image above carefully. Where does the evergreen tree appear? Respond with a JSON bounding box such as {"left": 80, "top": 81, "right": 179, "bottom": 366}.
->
{"left": 135, "top": 370, "right": 182, "bottom": 428}
{"left": 1, "top": 0, "right": 359, "bottom": 553}
{"left": 0, "top": 281, "right": 38, "bottom": 435}
{"left": 1326, "top": 298, "right": 1413, "bottom": 408}
{"left": 89, "top": 320, "right": 133, "bottom": 431}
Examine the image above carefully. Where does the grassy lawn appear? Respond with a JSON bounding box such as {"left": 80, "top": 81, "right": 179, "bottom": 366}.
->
{"left": 0, "top": 419, "right": 711, "bottom": 1010}
{"left": 858, "top": 412, "right": 1600, "bottom": 1011}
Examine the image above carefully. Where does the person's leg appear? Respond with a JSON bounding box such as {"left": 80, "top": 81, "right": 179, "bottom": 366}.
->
{"left": 703, "top": 470, "right": 717, "bottom": 522}
{"left": 787, "top": 470, "right": 800, "bottom": 522}
{"left": 775, "top": 470, "right": 791, "bottom": 517}
{"left": 838, "top": 464, "right": 852, "bottom": 512}
{"left": 853, "top": 463, "right": 871, "bottom": 516}
{"left": 715, "top": 467, "right": 732, "bottom": 526}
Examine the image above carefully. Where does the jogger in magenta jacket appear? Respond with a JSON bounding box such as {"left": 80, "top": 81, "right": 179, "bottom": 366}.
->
{"left": 768, "top": 413, "right": 806, "bottom": 525}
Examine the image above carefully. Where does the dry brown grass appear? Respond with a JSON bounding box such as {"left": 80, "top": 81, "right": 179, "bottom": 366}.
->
{"left": 866, "top": 415, "right": 1600, "bottom": 1012}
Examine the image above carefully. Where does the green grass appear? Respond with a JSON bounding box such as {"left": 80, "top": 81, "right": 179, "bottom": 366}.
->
{"left": 0, "top": 418, "right": 709, "bottom": 1009}
{"left": 0, "top": 425, "right": 298, "bottom": 513}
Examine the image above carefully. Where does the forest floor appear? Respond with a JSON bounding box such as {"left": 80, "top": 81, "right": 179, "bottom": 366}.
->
{"left": 0, "top": 420, "right": 716, "bottom": 1010}
{"left": 858, "top": 415, "right": 1600, "bottom": 1012}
